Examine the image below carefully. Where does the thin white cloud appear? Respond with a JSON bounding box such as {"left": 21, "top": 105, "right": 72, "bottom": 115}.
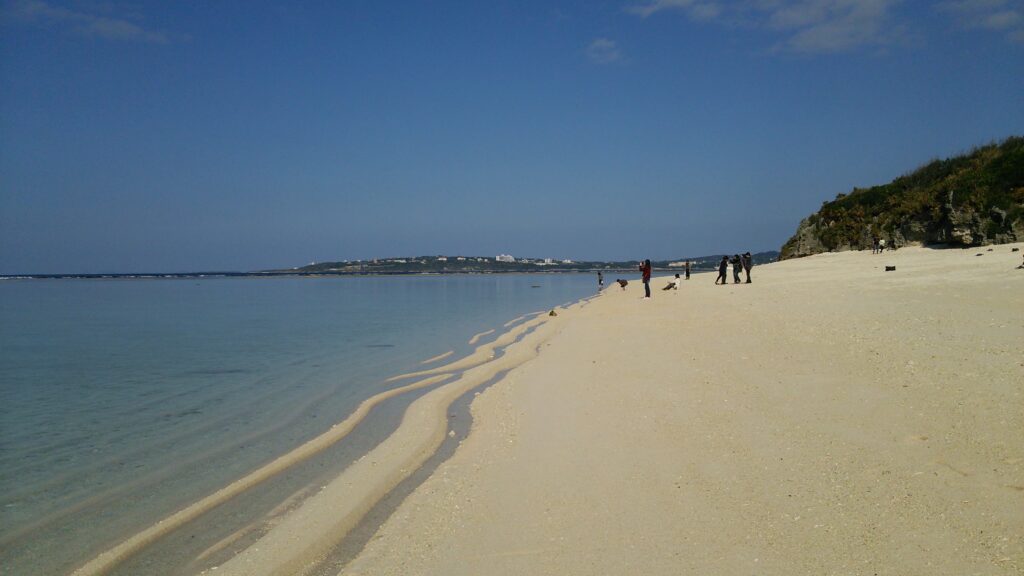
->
{"left": 626, "top": 0, "right": 908, "bottom": 53}
{"left": 587, "top": 37, "right": 624, "bottom": 63}
{"left": 939, "top": 0, "right": 1024, "bottom": 42}
{"left": 775, "top": 0, "right": 903, "bottom": 53}
{"left": 981, "top": 9, "right": 1022, "bottom": 28}
{"left": 5, "top": 0, "right": 169, "bottom": 43}
{"left": 690, "top": 2, "right": 725, "bottom": 20}
{"left": 626, "top": 0, "right": 724, "bottom": 21}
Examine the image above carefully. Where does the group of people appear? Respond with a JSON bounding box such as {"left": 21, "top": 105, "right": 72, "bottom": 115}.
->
{"left": 598, "top": 255, "right": 753, "bottom": 299}
{"left": 715, "top": 253, "right": 753, "bottom": 285}
{"left": 638, "top": 259, "right": 686, "bottom": 298}
{"left": 872, "top": 237, "right": 891, "bottom": 253}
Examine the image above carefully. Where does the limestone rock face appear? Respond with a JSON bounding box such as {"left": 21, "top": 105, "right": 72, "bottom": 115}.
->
{"left": 778, "top": 137, "right": 1023, "bottom": 260}
{"left": 898, "top": 217, "right": 929, "bottom": 243}
{"left": 945, "top": 206, "right": 984, "bottom": 245}
{"left": 780, "top": 218, "right": 826, "bottom": 259}
{"left": 781, "top": 205, "right": 1020, "bottom": 259}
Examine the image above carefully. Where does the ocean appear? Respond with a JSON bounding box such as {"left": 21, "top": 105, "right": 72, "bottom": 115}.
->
{"left": 0, "top": 274, "right": 599, "bottom": 575}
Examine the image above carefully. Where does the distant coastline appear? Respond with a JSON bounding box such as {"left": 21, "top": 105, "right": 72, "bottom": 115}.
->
{"left": 0, "top": 271, "right": 624, "bottom": 280}
{"left": 3, "top": 251, "right": 779, "bottom": 280}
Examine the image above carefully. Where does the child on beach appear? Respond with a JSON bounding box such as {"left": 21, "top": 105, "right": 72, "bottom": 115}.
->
{"left": 662, "top": 274, "right": 681, "bottom": 291}
{"left": 731, "top": 254, "right": 742, "bottom": 284}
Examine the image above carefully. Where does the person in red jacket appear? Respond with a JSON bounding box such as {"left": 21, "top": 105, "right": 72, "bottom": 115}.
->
{"left": 639, "top": 259, "right": 652, "bottom": 298}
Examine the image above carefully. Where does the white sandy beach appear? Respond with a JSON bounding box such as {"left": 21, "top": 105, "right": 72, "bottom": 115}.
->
{"left": 340, "top": 245, "right": 1023, "bottom": 575}
{"left": 79, "top": 244, "right": 1023, "bottom": 576}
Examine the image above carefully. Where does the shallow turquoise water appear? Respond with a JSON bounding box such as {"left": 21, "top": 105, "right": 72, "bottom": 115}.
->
{"left": 0, "top": 274, "right": 598, "bottom": 574}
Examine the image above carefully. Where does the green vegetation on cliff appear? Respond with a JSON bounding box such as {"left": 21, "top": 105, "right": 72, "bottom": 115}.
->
{"left": 780, "top": 136, "right": 1024, "bottom": 259}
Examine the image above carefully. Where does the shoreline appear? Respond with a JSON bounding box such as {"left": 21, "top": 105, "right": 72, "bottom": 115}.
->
{"left": 196, "top": 306, "right": 591, "bottom": 575}
{"left": 66, "top": 295, "right": 597, "bottom": 576}
{"left": 343, "top": 244, "right": 1023, "bottom": 575}
{"left": 1, "top": 274, "right": 598, "bottom": 575}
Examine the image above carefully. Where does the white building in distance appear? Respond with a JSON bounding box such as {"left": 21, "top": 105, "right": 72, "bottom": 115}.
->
{"left": 496, "top": 254, "right": 515, "bottom": 262}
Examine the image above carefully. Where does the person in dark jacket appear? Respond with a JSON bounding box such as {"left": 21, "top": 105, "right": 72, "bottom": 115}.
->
{"left": 742, "top": 252, "right": 752, "bottom": 284}
{"left": 639, "top": 259, "right": 652, "bottom": 298}
{"left": 715, "top": 256, "right": 728, "bottom": 285}
{"left": 684, "top": 260, "right": 691, "bottom": 280}
{"left": 730, "top": 254, "right": 742, "bottom": 284}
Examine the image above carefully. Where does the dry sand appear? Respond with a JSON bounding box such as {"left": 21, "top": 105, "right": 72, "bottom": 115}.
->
{"left": 339, "top": 245, "right": 1023, "bottom": 575}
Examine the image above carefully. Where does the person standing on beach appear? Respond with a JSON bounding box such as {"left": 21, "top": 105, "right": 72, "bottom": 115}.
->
{"left": 731, "top": 254, "right": 742, "bottom": 284}
{"left": 742, "top": 252, "right": 752, "bottom": 284}
{"left": 715, "top": 256, "right": 728, "bottom": 285}
{"left": 597, "top": 271, "right": 604, "bottom": 289}
{"left": 639, "top": 259, "right": 652, "bottom": 298}
{"left": 684, "top": 261, "right": 691, "bottom": 280}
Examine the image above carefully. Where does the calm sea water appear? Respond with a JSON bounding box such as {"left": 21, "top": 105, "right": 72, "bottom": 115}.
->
{"left": 0, "top": 274, "right": 598, "bottom": 574}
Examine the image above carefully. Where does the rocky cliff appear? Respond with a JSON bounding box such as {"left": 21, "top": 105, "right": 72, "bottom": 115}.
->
{"left": 780, "top": 137, "right": 1024, "bottom": 259}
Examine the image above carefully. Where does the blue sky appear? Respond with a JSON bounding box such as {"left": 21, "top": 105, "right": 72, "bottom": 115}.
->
{"left": 1, "top": 0, "right": 1022, "bottom": 273}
